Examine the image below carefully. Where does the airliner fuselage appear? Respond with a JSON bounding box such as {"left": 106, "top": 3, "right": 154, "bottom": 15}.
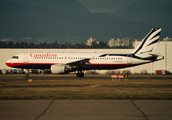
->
{"left": 5, "top": 28, "right": 164, "bottom": 77}
{"left": 5, "top": 52, "right": 159, "bottom": 70}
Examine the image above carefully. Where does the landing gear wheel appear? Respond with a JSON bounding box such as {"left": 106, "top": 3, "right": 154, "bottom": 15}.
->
{"left": 76, "top": 73, "right": 84, "bottom": 77}
{"left": 25, "top": 74, "right": 29, "bottom": 78}
{"left": 25, "top": 69, "right": 30, "bottom": 78}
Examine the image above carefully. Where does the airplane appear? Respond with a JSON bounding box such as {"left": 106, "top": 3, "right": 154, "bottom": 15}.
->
{"left": 6, "top": 28, "right": 164, "bottom": 77}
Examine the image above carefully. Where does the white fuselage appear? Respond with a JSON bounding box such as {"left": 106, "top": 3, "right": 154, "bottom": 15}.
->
{"left": 5, "top": 28, "right": 164, "bottom": 77}
{"left": 6, "top": 52, "right": 151, "bottom": 70}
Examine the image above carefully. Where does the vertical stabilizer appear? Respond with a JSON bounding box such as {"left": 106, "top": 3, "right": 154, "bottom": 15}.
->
{"left": 132, "top": 28, "right": 162, "bottom": 56}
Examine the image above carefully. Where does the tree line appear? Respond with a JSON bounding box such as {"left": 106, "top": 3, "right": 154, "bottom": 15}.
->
{"left": 0, "top": 41, "right": 132, "bottom": 49}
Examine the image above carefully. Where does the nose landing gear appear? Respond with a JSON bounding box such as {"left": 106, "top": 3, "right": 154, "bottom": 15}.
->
{"left": 25, "top": 73, "right": 29, "bottom": 78}
{"left": 24, "top": 69, "right": 29, "bottom": 78}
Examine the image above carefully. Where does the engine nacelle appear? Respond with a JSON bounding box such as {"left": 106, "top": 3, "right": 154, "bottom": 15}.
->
{"left": 51, "top": 64, "right": 65, "bottom": 74}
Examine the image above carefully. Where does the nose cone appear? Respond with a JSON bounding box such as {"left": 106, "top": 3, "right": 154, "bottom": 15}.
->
{"left": 5, "top": 60, "right": 13, "bottom": 67}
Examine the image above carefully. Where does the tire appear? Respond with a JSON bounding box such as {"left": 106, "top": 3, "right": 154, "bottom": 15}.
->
{"left": 76, "top": 73, "right": 84, "bottom": 77}
{"left": 25, "top": 74, "right": 29, "bottom": 78}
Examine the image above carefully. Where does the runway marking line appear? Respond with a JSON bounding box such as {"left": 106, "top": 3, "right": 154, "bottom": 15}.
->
{"left": 35, "top": 100, "right": 54, "bottom": 120}
{"left": 131, "top": 100, "right": 148, "bottom": 120}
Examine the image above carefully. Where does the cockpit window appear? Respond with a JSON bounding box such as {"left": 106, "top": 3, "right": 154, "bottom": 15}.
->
{"left": 12, "top": 56, "right": 19, "bottom": 59}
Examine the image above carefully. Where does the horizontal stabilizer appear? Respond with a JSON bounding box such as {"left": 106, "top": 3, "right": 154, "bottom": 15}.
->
{"left": 138, "top": 53, "right": 164, "bottom": 61}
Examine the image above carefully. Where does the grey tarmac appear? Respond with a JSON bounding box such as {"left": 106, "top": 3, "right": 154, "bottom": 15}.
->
{"left": 1, "top": 74, "right": 172, "bottom": 82}
{"left": 0, "top": 100, "right": 172, "bottom": 120}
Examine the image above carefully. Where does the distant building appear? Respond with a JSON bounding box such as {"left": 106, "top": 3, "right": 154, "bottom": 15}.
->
{"left": 108, "top": 38, "right": 115, "bottom": 47}
{"left": 121, "top": 37, "right": 130, "bottom": 47}
{"left": 163, "top": 37, "right": 172, "bottom": 41}
{"left": 108, "top": 38, "right": 130, "bottom": 47}
{"left": 0, "top": 38, "right": 12, "bottom": 42}
{"left": 133, "top": 39, "right": 142, "bottom": 48}
{"left": 86, "top": 38, "right": 96, "bottom": 46}
{"left": 116, "top": 38, "right": 121, "bottom": 46}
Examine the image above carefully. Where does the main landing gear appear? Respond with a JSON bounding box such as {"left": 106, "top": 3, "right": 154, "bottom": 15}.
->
{"left": 76, "top": 71, "right": 84, "bottom": 77}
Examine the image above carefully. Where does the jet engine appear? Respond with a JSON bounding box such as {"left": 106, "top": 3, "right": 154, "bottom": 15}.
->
{"left": 51, "top": 64, "right": 71, "bottom": 74}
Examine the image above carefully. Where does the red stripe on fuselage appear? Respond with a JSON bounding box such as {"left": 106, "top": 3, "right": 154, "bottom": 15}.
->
{"left": 5, "top": 62, "right": 57, "bottom": 67}
{"left": 6, "top": 62, "right": 135, "bottom": 69}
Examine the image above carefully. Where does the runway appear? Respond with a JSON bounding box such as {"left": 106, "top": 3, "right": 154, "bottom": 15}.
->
{"left": 1, "top": 74, "right": 172, "bottom": 81}
{"left": 0, "top": 75, "right": 172, "bottom": 119}
{"left": 0, "top": 100, "right": 172, "bottom": 120}
{"left": 1, "top": 74, "right": 109, "bottom": 81}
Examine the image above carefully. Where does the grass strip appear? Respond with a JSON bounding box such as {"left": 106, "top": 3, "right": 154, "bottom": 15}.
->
{"left": 0, "top": 87, "right": 172, "bottom": 100}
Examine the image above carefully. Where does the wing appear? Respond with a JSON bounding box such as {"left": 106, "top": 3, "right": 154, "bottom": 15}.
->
{"left": 66, "top": 58, "right": 90, "bottom": 67}
{"left": 51, "top": 58, "right": 92, "bottom": 74}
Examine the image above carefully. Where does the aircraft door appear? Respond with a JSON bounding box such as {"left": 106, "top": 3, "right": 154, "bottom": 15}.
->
{"left": 127, "top": 54, "right": 132, "bottom": 64}
{"left": 24, "top": 53, "right": 29, "bottom": 63}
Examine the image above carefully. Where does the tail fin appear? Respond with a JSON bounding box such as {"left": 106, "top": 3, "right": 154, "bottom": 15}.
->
{"left": 131, "top": 28, "right": 162, "bottom": 56}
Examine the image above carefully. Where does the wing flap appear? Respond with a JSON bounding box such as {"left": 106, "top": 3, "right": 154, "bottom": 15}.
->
{"left": 66, "top": 58, "right": 90, "bottom": 67}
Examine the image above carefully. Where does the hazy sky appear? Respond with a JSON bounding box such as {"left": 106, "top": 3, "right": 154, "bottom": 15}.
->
{"left": 78, "top": 0, "right": 172, "bottom": 13}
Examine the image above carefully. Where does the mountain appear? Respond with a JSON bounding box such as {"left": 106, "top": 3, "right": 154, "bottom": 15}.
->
{"left": 8, "top": 0, "right": 90, "bottom": 13}
{"left": 107, "top": 0, "right": 172, "bottom": 36}
{"left": 0, "top": 0, "right": 171, "bottom": 43}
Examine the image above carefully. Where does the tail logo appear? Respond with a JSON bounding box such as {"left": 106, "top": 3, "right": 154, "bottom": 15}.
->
{"left": 132, "top": 28, "right": 162, "bottom": 55}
